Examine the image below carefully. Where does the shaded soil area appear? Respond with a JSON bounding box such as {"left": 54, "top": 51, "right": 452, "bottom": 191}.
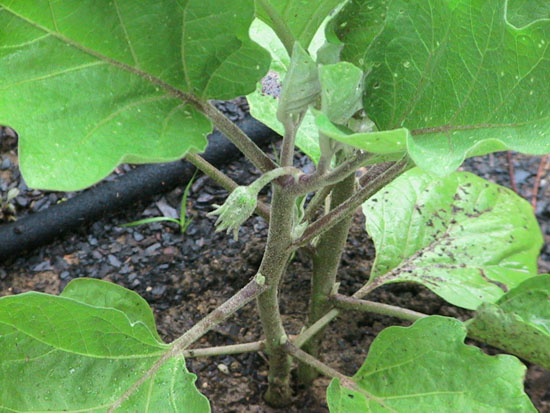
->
{"left": 0, "top": 118, "right": 549, "bottom": 411}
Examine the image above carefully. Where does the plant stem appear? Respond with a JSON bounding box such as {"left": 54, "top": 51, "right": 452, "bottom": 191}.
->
{"left": 108, "top": 275, "right": 267, "bottom": 412}
{"left": 185, "top": 153, "right": 271, "bottom": 221}
{"left": 292, "top": 151, "right": 373, "bottom": 195}
{"left": 183, "top": 341, "right": 264, "bottom": 358}
{"left": 331, "top": 294, "right": 427, "bottom": 322}
{"left": 282, "top": 342, "right": 352, "bottom": 384}
{"left": 197, "top": 101, "right": 278, "bottom": 173}
{"left": 256, "top": 0, "right": 295, "bottom": 55}
{"left": 301, "top": 184, "right": 335, "bottom": 223}
{"left": 291, "top": 159, "right": 410, "bottom": 250}
{"left": 248, "top": 166, "right": 302, "bottom": 193}
{"left": 297, "top": 172, "right": 356, "bottom": 385}
{"left": 256, "top": 185, "right": 296, "bottom": 407}
{"left": 294, "top": 277, "right": 387, "bottom": 349}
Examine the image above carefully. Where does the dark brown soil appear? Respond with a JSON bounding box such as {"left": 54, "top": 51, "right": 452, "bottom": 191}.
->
{"left": 0, "top": 118, "right": 549, "bottom": 411}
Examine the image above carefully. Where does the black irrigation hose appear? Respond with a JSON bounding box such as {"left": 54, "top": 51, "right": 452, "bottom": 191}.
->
{"left": 0, "top": 115, "right": 278, "bottom": 262}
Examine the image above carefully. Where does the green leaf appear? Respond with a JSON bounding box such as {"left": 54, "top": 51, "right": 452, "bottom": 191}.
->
{"left": 319, "top": 62, "right": 364, "bottom": 125}
{"left": 255, "top": 0, "right": 344, "bottom": 48}
{"left": 327, "top": 316, "right": 536, "bottom": 412}
{"left": 61, "top": 278, "right": 163, "bottom": 342}
{"left": 316, "top": 112, "right": 407, "bottom": 155}
{"left": 247, "top": 19, "right": 321, "bottom": 162}
{"left": 466, "top": 275, "right": 550, "bottom": 368}
{"left": 331, "top": 0, "right": 550, "bottom": 176}
{"left": 507, "top": 0, "right": 550, "bottom": 28}
{"left": 0, "top": 290, "right": 210, "bottom": 412}
{"left": 122, "top": 216, "right": 181, "bottom": 228}
{"left": 362, "top": 168, "right": 542, "bottom": 310}
{"left": 0, "top": 1, "right": 270, "bottom": 190}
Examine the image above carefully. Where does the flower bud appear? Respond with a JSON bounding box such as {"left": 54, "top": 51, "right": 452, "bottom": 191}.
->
{"left": 207, "top": 186, "right": 257, "bottom": 240}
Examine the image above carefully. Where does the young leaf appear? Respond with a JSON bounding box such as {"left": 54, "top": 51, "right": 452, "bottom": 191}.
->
{"left": 327, "top": 316, "right": 536, "bottom": 412}
{"left": 255, "top": 0, "right": 344, "bottom": 48}
{"left": 0, "top": 1, "right": 270, "bottom": 190}
{"left": 319, "top": 62, "right": 364, "bottom": 125}
{"left": 362, "top": 168, "right": 542, "bottom": 310}
{"left": 247, "top": 20, "right": 321, "bottom": 163}
{"left": 0, "top": 288, "right": 210, "bottom": 411}
{"left": 330, "top": 0, "right": 550, "bottom": 176}
{"left": 466, "top": 275, "right": 550, "bottom": 368}
{"left": 277, "top": 42, "right": 320, "bottom": 123}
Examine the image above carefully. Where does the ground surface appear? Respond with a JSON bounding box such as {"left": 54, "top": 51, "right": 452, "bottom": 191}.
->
{"left": 0, "top": 109, "right": 549, "bottom": 411}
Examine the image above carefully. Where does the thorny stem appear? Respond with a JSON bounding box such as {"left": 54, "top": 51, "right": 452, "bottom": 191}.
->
{"left": 298, "top": 172, "right": 356, "bottom": 385}
{"left": 185, "top": 153, "right": 271, "bottom": 221}
{"left": 108, "top": 276, "right": 267, "bottom": 412}
{"left": 256, "top": 184, "right": 297, "bottom": 407}
{"left": 196, "top": 100, "right": 278, "bottom": 173}
{"left": 330, "top": 294, "right": 428, "bottom": 322}
{"left": 291, "top": 159, "right": 410, "bottom": 250}
{"left": 255, "top": 0, "right": 295, "bottom": 56}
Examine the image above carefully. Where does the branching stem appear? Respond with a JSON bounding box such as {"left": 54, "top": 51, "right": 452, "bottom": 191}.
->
{"left": 292, "top": 151, "right": 374, "bottom": 195}
{"left": 197, "top": 101, "right": 278, "bottom": 173}
{"left": 108, "top": 276, "right": 267, "bottom": 412}
{"left": 331, "top": 294, "right": 427, "bottom": 322}
{"left": 291, "top": 159, "right": 410, "bottom": 249}
{"left": 183, "top": 341, "right": 264, "bottom": 358}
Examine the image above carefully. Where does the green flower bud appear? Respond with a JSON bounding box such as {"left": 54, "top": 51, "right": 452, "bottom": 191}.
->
{"left": 207, "top": 186, "right": 257, "bottom": 240}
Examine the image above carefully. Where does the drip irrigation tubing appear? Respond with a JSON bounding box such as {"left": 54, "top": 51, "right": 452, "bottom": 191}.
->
{"left": 0, "top": 115, "right": 278, "bottom": 262}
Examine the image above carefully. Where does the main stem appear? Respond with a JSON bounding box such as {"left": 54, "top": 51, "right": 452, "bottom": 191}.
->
{"left": 297, "top": 172, "right": 356, "bottom": 385}
{"left": 256, "top": 184, "right": 296, "bottom": 407}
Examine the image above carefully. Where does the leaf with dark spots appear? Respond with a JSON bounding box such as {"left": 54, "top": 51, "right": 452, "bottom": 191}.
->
{"left": 467, "top": 275, "right": 550, "bottom": 369}
{"left": 362, "top": 168, "right": 542, "bottom": 310}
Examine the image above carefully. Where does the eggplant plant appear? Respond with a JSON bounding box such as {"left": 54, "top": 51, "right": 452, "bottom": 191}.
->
{"left": 1, "top": 0, "right": 550, "bottom": 411}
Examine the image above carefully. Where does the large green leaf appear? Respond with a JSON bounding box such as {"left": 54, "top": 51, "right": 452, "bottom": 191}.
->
{"left": 327, "top": 316, "right": 535, "bottom": 412}
{"left": 507, "top": 0, "right": 550, "bottom": 28}
{"left": 0, "top": 289, "right": 210, "bottom": 412}
{"left": 466, "top": 275, "right": 550, "bottom": 368}
{"left": 247, "top": 19, "right": 321, "bottom": 162}
{"left": 330, "top": 0, "right": 550, "bottom": 176}
{"left": 362, "top": 168, "right": 542, "bottom": 310}
{"left": 61, "top": 278, "right": 162, "bottom": 342}
{"left": 0, "top": 1, "right": 270, "bottom": 190}
{"left": 255, "top": 0, "right": 344, "bottom": 48}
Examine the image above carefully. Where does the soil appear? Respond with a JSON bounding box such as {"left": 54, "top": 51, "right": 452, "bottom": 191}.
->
{"left": 0, "top": 106, "right": 549, "bottom": 412}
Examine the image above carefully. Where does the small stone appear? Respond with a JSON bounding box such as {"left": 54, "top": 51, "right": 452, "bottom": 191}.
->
{"left": 133, "top": 232, "right": 144, "bottom": 242}
{"left": 145, "top": 243, "right": 161, "bottom": 255}
{"left": 32, "top": 261, "right": 52, "bottom": 272}
{"left": 107, "top": 254, "right": 122, "bottom": 267}
{"left": 59, "top": 271, "right": 71, "bottom": 280}
{"left": 1, "top": 157, "right": 12, "bottom": 170}
{"left": 217, "top": 364, "right": 230, "bottom": 375}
